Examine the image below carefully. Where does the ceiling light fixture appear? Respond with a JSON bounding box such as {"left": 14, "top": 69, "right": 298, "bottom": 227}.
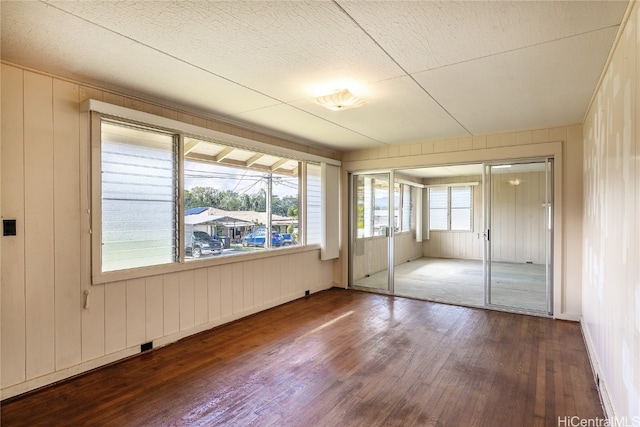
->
{"left": 314, "top": 89, "right": 365, "bottom": 111}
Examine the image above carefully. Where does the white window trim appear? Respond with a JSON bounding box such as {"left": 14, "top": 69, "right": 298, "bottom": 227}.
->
{"left": 81, "top": 99, "right": 340, "bottom": 166}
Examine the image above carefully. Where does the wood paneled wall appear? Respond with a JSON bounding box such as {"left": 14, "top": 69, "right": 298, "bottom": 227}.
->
{"left": 489, "top": 171, "right": 548, "bottom": 263}
{"left": 422, "top": 172, "right": 547, "bottom": 264}
{"left": 0, "top": 64, "right": 335, "bottom": 398}
{"left": 582, "top": 1, "right": 640, "bottom": 421}
{"left": 352, "top": 236, "right": 388, "bottom": 281}
{"left": 422, "top": 176, "right": 484, "bottom": 260}
{"left": 394, "top": 231, "right": 423, "bottom": 265}
{"left": 351, "top": 231, "right": 422, "bottom": 282}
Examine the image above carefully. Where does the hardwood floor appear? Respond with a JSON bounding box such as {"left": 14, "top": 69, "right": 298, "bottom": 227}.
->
{"left": 1, "top": 289, "right": 602, "bottom": 426}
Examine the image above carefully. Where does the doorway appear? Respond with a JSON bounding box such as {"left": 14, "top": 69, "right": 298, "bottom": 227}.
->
{"left": 484, "top": 160, "right": 553, "bottom": 314}
{"left": 348, "top": 158, "right": 554, "bottom": 316}
{"left": 349, "top": 172, "right": 393, "bottom": 293}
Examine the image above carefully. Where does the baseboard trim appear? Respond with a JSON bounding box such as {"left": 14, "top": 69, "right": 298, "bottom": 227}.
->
{"left": 0, "top": 347, "right": 139, "bottom": 401}
{"left": 555, "top": 313, "right": 581, "bottom": 322}
{"left": 1, "top": 283, "right": 334, "bottom": 401}
{"left": 580, "top": 317, "right": 615, "bottom": 422}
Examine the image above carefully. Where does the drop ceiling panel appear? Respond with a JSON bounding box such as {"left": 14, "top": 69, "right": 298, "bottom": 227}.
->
{"left": 415, "top": 28, "right": 619, "bottom": 135}
{"left": 290, "top": 76, "right": 469, "bottom": 145}
{"left": 0, "top": 1, "right": 282, "bottom": 117}
{"left": 1, "top": 1, "right": 629, "bottom": 152}
{"left": 234, "top": 104, "right": 383, "bottom": 151}
{"left": 341, "top": 1, "right": 628, "bottom": 73}
{"left": 43, "top": 0, "right": 406, "bottom": 102}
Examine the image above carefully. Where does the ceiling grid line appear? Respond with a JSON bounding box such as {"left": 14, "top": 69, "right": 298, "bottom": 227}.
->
{"left": 333, "top": 0, "right": 474, "bottom": 137}
{"left": 37, "top": 0, "right": 387, "bottom": 148}
{"left": 2, "top": 0, "right": 629, "bottom": 151}
{"left": 411, "top": 24, "right": 623, "bottom": 75}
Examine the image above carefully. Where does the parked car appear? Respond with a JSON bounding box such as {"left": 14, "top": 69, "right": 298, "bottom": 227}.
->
{"left": 280, "top": 233, "right": 293, "bottom": 246}
{"left": 281, "top": 227, "right": 298, "bottom": 246}
{"left": 242, "top": 228, "right": 283, "bottom": 248}
{"left": 187, "top": 231, "right": 223, "bottom": 258}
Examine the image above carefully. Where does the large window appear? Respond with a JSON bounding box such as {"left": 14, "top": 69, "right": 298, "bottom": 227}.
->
{"left": 183, "top": 137, "right": 300, "bottom": 258}
{"left": 93, "top": 116, "right": 327, "bottom": 279}
{"left": 429, "top": 185, "right": 472, "bottom": 231}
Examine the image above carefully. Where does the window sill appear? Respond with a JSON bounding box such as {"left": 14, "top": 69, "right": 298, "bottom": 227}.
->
{"left": 92, "top": 244, "right": 322, "bottom": 285}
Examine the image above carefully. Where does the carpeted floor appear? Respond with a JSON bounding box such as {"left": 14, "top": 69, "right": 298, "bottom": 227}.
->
{"left": 354, "top": 257, "right": 548, "bottom": 312}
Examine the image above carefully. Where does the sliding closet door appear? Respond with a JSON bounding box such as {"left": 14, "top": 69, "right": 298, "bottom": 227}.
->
{"left": 484, "top": 160, "right": 553, "bottom": 314}
{"left": 350, "top": 173, "right": 393, "bottom": 293}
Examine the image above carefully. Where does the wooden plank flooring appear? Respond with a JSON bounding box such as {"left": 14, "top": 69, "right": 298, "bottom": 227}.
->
{"left": 1, "top": 289, "right": 602, "bottom": 426}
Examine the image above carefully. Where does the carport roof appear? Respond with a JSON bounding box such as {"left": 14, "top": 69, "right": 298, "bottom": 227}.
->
{"left": 185, "top": 207, "right": 296, "bottom": 227}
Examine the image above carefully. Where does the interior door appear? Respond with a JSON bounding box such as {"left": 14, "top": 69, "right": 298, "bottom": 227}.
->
{"left": 483, "top": 160, "right": 553, "bottom": 314}
{"left": 350, "top": 172, "right": 393, "bottom": 293}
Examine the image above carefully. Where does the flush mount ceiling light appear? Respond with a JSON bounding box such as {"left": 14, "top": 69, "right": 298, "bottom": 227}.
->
{"left": 313, "top": 89, "right": 365, "bottom": 111}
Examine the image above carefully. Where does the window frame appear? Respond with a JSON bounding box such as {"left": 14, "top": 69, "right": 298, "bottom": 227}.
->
{"left": 428, "top": 184, "right": 474, "bottom": 232}
{"left": 393, "top": 182, "right": 415, "bottom": 234}
{"left": 88, "top": 105, "right": 338, "bottom": 285}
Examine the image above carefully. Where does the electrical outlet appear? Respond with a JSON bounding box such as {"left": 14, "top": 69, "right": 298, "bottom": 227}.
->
{"left": 305, "top": 290, "right": 310, "bottom": 296}
{"left": 3, "top": 219, "right": 16, "bottom": 236}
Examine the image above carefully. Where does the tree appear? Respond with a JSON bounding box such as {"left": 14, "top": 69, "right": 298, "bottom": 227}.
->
{"left": 184, "top": 186, "right": 297, "bottom": 215}
{"left": 185, "top": 186, "right": 218, "bottom": 210}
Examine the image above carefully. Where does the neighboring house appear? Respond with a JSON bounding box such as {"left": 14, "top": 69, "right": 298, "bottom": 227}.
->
{"left": 185, "top": 207, "right": 298, "bottom": 241}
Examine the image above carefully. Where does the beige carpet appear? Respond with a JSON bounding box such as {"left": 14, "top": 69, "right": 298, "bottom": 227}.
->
{"left": 354, "top": 257, "right": 548, "bottom": 312}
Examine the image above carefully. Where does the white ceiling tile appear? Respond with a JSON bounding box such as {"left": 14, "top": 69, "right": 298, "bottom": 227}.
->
{"left": 340, "top": 1, "right": 628, "bottom": 73}
{"left": 289, "top": 76, "right": 470, "bottom": 145}
{"left": 1, "top": 1, "right": 282, "bottom": 116}
{"left": 235, "top": 104, "right": 383, "bottom": 151}
{"left": 1, "top": 0, "right": 629, "bottom": 152}
{"left": 44, "top": 1, "right": 406, "bottom": 101}
{"left": 415, "top": 28, "right": 620, "bottom": 135}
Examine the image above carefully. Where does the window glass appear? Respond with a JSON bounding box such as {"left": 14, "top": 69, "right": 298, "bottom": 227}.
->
{"left": 100, "top": 121, "right": 177, "bottom": 272}
{"left": 184, "top": 158, "right": 267, "bottom": 258}
{"left": 450, "top": 186, "right": 472, "bottom": 231}
{"left": 271, "top": 172, "right": 299, "bottom": 247}
{"left": 393, "top": 183, "right": 414, "bottom": 232}
{"left": 393, "top": 183, "right": 401, "bottom": 231}
{"left": 429, "top": 187, "right": 448, "bottom": 230}
{"left": 306, "top": 163, "right": 321, "bottom": 245}
{"left": 373, "top": 182, "right": 388, "bottom": 236}
{"left": 183, "top": 137, "right": 301, "bottom": 257}
{"left": 402, "top": 185, "right": 412, "bottom": 232}
{"left": 355, "top": 175, "right": 367, "bottom": 238}
{"left": 429, "top": 185, "right": 472, "bottom": 231}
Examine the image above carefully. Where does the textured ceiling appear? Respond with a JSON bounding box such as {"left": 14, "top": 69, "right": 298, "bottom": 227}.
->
{"left": 0, "top": 0, "right": 629, "bottom": 152}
